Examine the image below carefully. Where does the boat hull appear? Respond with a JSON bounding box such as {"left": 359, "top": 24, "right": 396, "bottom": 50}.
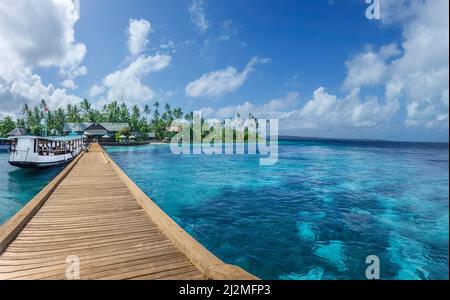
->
{"left": 8, "top": 157, "right": 74, "bottom": 168}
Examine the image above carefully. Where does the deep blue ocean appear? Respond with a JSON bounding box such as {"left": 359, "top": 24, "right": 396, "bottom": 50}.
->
{"left": 0, "top": 139, "right": 448, "bottom": 279}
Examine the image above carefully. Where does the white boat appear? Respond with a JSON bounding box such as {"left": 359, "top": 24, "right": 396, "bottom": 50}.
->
{"left": 9, "top": 136, "right": 84, "bottom": 168}
{"left": 0, "top": 138, "right": 10, "bottom": 152}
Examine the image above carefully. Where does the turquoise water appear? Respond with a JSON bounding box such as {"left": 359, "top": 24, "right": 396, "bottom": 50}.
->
{"left": 0, "top": 152, "right": 64, "bottom": 224}
{"left": 106, "top": 140, "right": 449, "bottom": 280}
{"left": 0, "top": 140, "right": 448, "bottom": 280}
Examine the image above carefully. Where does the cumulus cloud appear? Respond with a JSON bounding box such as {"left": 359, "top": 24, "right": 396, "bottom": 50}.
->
{"left": 128, "top": 19, "right": 152, "bottom": 57}
{"left": 88, "top": 84, "right": 105, "bottom": 99}
{"left": 342, "top": 0, "right": 449, "bottom": 129}
{"left": 199, "top": 92, "right": 299, "bottom": 119}
{"left": 0, "top": 0, "right": 86, "bottom": 116}
{"left": 102, "top": 54, "right": 171, "bottom": 103}
{"left": 0, "top": 68, "right": 81, "bottom": 118}
{"left": 198, "top": 0, "right": 448, "bottom": 139}
{"left": 343, "top": 47, "right": 390, "bottom": 93}
{"left": 89, "top": 19, "right": 171, "bottom": 104}
{"left": 294, "top": 87, "right": 398, "bottom": 129}
{"left": 199, "top": 89, "right": 396, "bottom": 131}
{"left": 61, "top": 79, "right": 77, "bottom": 90}
{"left": 186, "top": 56, "right": 271, "bottom": 98}
{"left": 188, "top": 0, "right": 209, "bottom": 34}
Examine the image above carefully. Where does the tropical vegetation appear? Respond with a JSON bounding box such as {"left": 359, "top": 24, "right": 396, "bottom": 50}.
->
{"left": 0, "top": 99, "right": 260, "bottom": 143}
{"left": 0, "top": 99, "right": 184, "bottom": 141}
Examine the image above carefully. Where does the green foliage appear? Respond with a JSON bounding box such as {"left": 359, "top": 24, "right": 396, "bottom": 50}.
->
{"left": 0, "top": 116, "right": 16, "bottom": 137}
{"left": 0, "top": 98, "right": 257, "bottom": 142}
{"left": 115, "top": 127, "right": 132, "bottom": 141}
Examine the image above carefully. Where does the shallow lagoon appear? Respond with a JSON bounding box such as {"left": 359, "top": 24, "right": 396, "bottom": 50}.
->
{"left": 106, "top": 140, "right": 449, "bottom": 280}
{"left": 0, "top": 151, "right": 63, "bottom": 224}
{"left": 0, "top": 139, "right": 448, "bottom": 279}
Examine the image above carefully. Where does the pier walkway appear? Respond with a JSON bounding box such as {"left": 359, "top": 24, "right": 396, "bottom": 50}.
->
{"left": 0, "top": 144, "right": 256, "bottom": 280}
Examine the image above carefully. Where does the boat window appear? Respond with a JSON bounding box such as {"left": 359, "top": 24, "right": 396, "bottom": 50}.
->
{"left": 10, "top": 138, "right": 17, "bottom": 151}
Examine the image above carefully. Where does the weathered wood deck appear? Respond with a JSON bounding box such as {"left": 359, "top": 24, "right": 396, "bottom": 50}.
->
{"left": 0, "top": 143, "right": 256, "bottom": 280}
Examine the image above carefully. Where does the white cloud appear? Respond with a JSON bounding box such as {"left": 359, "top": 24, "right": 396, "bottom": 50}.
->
{"left": 260, "top": 92, "right": 299, "bottom": 112}
{"left": 0, "top": 68, "right": 81, "bottom": 117}
{"left": 128, "top": 19, "right": 152, "bottom": 57}
{"left": 89, "top": 18, "right": 171, "bottom": 105}
{"left": 95, "top": 54, "right": 171, "bottom": 104}
{"left": 186, "top": 56, "right": 271, "bottom": 98}
{"left": 199, "top": 92, "right": 299, "bottom": 119}
{"left": 198, "top": 6, "right": 449, "bottom": 135}
{"left": 0, "top": 0, "right": 86, "bottom": 116}
{"left": 218, "top": 20, "right": 238, "bottom": 41}
{"left": 343, "top": 47, "right": 389, "bottom": 94}
{"left": 188, "top": 0, "right": 209, "bottom": 34}
{"left": 342, "top": 0, "right": 449, "bottom": 129}
{"left": 0, "top": 0, "right": 87, "bottom": 79}
{"left": 294, "top": 87, "right": 398, "bottom": 129}
{"left": 160, "top": 40, "right": 175, "bottom": 50}
{"left": 200, "top": 88, "right": 396, "bottom": 131}
{"left": 88, "top": 84, "right": 105, "bottom": 99}
{"left": 61, "top": 79, "right": 77, "bottom": 89}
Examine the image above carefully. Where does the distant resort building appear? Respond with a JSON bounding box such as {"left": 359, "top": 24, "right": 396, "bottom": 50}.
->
{"left": 63, "top": 122, "right": 129, "bottom": 142}
{"left": 167, "top": 125, "right": 182, "bottom": 133}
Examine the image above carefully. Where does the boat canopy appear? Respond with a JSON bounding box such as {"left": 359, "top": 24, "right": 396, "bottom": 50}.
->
{"left": 13, "top": 135, "right": 84, "bottom": 142}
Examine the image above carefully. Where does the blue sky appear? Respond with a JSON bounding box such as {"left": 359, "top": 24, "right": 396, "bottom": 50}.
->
{"left": 0, "top": 0, "right": 448, "bottom": 141}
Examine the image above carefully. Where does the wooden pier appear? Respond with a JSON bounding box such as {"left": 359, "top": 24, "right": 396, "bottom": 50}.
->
{"left": 0, "top": 144, "right": 256, "bottom": 280}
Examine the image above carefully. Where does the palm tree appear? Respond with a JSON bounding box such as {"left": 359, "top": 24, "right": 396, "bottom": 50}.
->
{"left": 119, "top": 103, "right": 129, "bottom": 123}
{"left": 130, "top": 105, "right": 140, "bottom": 132}
{"left": 106, "top": 101, "right": 119, "bottom": 122}
{"left": 21, "top": 104, "right": 31, "bottom": 128}
{"left": 2, "top": 98, "right": 193, "bottom": 141}
{"left": 132, "top": 105, "right": 140, "bottom": 118}
{"left": 173, "top": 107, "right": 184, "bottom": 119}
{"left": 164, "top": 103, "right": 172, "bottom": 116}
{"left": 39, "top": 99, "right": 48, "bottom": 111}
{"left": 153, "top": 101, "right": 160, "bottom": 120}
{"left": 66, "top": 104, "right": 81, "bottom": 123}
{"left": 80, "top": 99, "right": 91, "bottom": 122}
{"left": 21, "top": 104, "right": 30, "bottom": 116}
{"left": 143, "top": 104, "right": 151, "bottom": 123}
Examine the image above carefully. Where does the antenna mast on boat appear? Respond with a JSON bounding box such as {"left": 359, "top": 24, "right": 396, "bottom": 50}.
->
{"left": 41, "top": 105, "right": 49, "bottom": 137}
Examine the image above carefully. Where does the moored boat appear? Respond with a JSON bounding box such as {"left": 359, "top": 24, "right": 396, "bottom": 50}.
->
{"left": 8, "top": 136, "right": 84, "bottom": 168}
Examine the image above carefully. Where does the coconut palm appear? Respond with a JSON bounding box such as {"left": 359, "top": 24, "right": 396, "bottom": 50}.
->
{"left": 143, "top": 104, "right": 151, "bottom": 123}
{"left": 80, "top": 99, "right": 92, "bottom": 122}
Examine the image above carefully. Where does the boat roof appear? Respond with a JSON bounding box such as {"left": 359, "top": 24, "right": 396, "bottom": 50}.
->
{"left": 64, "top": 123, "right": 129, "bottom": 132}
{"left": 14, "top": 135, "right": 84, "bottom": 141}
{"left": 7, "top": 128, "right": 28, "bottom": 136}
